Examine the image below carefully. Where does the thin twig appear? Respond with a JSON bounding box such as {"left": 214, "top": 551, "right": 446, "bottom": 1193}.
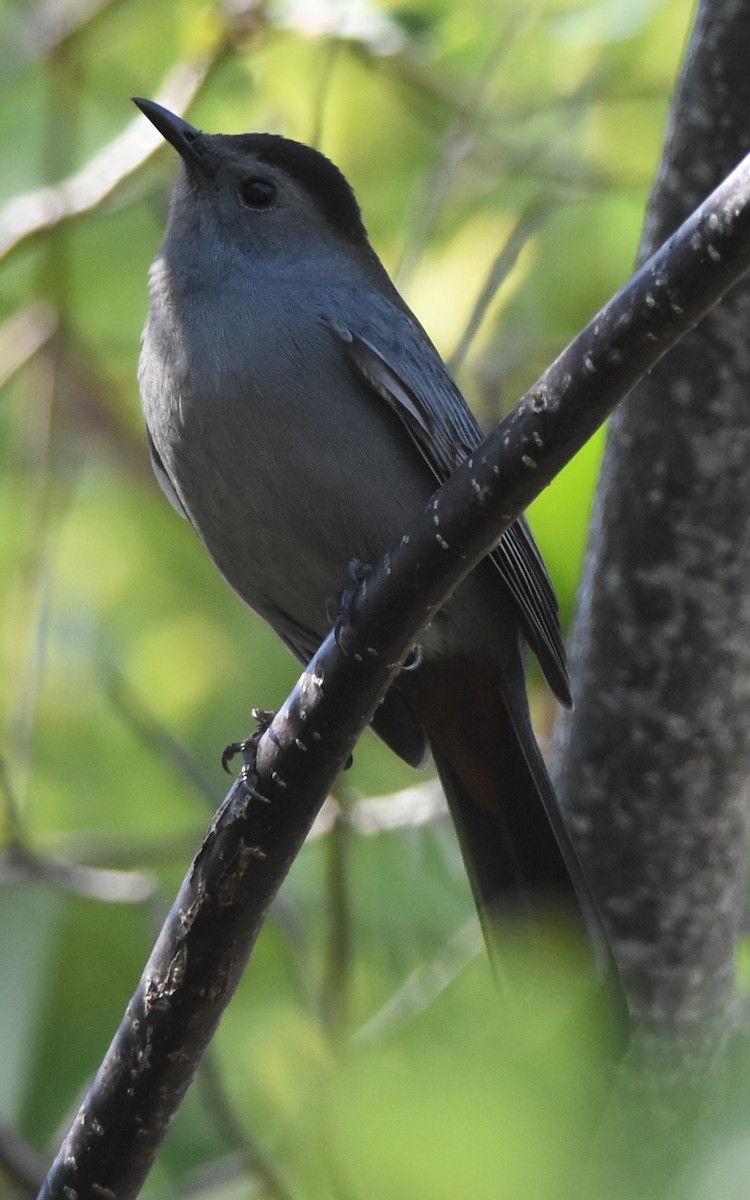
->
{"left": 197, "top": 1053, "right": 296, "bottom": 1200}
{"left": 308, "top": 37, "right": 343, "bottom": 151}
{"left": 448, "top": 199, "right": 555, "bottom": 375}
{"left": 354, "top": 918, "right": 483, "bottom": 1043}
{"left": 396, "top": 18, "right": 527, "bottom": 288}
{"left": 104, "top": 666, "right": 221, "bottom": 810}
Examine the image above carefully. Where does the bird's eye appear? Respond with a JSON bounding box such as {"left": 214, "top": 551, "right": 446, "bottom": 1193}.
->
{"left": 239, "top": 177, "right": 277, "bottom": 210}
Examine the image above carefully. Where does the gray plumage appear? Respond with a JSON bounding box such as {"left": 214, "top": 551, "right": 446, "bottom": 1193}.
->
{"left": 135, "top": 100, "right": 613, "bottom": 979}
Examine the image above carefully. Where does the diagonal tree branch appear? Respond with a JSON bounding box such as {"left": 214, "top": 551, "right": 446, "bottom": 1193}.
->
{"left": 38, "top": 147, "right": 750, "bottom": 1200}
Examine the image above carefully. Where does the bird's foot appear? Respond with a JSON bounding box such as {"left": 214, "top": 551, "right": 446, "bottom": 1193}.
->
{"left": 402, "top": 643, "right": 424, "bottom": 672}
{"left": 221, "top": 707, "right": 276, "bottom": 802}
{"left": 328, "top": 558, "right": 372, "bottom": 653}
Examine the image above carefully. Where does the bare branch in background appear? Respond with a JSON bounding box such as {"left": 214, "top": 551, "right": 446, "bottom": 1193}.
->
{"left": 0, "top": 306, "right": 58, "bottom": 390}
{"left": 310, "top": 780, "right": 445, "bottom": 840}
{"left": 0, "top": 844, "right": 156, "bottom": 903}
{"left": 5, "top": 0, "right": 117, "bottom": 68}
{"left": 0, "top": 58, "right": 216, "bottom": 262}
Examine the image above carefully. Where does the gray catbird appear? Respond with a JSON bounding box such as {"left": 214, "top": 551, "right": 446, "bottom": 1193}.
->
{"left": 134, "top": 99, "right": 611, "bottom": 974}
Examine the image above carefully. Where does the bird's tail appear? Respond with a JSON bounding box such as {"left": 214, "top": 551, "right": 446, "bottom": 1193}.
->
{"left": 407, "top": 655, "right": 618, "bottom": 993}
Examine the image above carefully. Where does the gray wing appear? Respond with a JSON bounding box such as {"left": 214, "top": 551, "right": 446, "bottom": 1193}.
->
{"left": 148, "top": 433, "right": 189, "bottom": 519}
{"left": 328, "top": 291, "right": 571, "bottom": 708}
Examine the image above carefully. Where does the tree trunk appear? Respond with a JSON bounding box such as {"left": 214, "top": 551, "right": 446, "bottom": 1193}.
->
{"left": 556, "top": 0, "right": 750, "bottom": 1046}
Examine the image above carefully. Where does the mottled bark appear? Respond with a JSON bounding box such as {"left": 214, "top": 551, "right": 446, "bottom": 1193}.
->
{"left": 557, "top": 0, "right": 750, "bottom": 1040}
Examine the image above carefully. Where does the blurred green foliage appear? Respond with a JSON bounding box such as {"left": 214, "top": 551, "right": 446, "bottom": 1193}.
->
{"left": 5, "top": 1, "right": 743, "bottom": 1198}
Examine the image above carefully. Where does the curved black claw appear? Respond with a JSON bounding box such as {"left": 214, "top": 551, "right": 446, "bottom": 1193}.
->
{"left": 402, "top": 643, "right": 424, "bottom": 672}
{"left": 329, "top": 559, "right": 373, "bottom": 653}
{"left": 221, "top": 708, "right": 277, "bottom": 798}
{"left": 222, "top": 740, "right": 247, "bottom": 774}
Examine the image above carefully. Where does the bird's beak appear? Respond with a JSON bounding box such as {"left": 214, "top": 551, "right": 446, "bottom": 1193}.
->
{"left": 133, "top": 98, "right": 208, "bottom": 173}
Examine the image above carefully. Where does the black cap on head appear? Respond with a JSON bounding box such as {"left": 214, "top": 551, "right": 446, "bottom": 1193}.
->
{"left": 227, "top": 132, "right": 368, "bottom": 245}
